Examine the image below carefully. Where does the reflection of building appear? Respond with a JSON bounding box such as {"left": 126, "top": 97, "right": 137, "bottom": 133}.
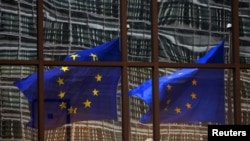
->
{"left": 0, "top": 0, "right": 250, "bottom": 140}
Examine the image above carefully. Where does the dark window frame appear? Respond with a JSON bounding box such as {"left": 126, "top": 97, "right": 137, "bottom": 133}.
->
{"left": 0, "top": 1, "right": 246, "bottom": 141}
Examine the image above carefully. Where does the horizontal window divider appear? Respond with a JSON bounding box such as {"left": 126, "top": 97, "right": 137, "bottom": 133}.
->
{"left": 1, "top": 60, "right": 250, "bottom": 69}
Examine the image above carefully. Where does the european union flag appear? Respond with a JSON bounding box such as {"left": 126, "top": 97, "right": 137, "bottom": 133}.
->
{"left": 14, "top": 38, "right": 121, "bottom": 130}
{"left": 129, "top": 40, "right": 225, "bottom": 123}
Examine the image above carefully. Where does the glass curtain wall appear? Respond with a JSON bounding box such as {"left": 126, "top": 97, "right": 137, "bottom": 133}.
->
{"left": 1, "top": 0, "right": 250, "bottom": 141}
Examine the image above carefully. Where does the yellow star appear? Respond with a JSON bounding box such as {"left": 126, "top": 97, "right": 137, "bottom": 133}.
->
{"left": 70, "top": 54, "right": 79, "bottom": 61}
{"left": 95, "top": 74, "right": 102, "bottom": 82}
{"left": 59, "top": 102, "right": 67, "bottom": 109}
{"left": 57, "top": 77, "right": 64, "bottom": 85}
{"left": 164, "top": 107, "right": 168, "bottom": 111}
{"left": 83, "top": 99, "right": 91, "bottom": 108}
{"left": 166, "top": 99, "right": 171, "bottom": 105}
{"left": 190, "top": 92, "right": 197, "bottom": 99}
{"left": 175, "top": 107, "right": 181, "bottom": 113}
{"left": 186, "top": 103, "right": 192, "bottom": 109}
{"left": 61, "top": 66, "right": 69, "bottom": 72}
{"left": 166, "top": 84, "right": 172, "bottom": 91}
{"left": 68, "top": 106, "right": 77, "bottom": 114}
{"left": 58, "top": 91, "right": 65, "bottom": 99}
{"left": 92, "top": 88, "right": 99, "bottom": 96}
{"left": 90, "top": 53, "right": 98, "bottom": 61}
{"left": 192, "top": 79, "right": 197, "bottom": 85}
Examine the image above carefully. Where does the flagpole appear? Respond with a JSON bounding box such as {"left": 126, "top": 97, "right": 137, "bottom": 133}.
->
{"left": 226, "top": 23, "right": 233, "bottom": 124}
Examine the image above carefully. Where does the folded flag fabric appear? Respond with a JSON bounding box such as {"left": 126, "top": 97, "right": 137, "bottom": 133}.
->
{"left": 129, "top": 40, "right": 225, "bottom": 124}
{"left": 14, "top": 38, "right": 121, "bottom": 130}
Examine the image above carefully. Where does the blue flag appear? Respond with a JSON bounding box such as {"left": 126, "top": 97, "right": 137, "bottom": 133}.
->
{"left": 14, "top": 38, "right": 121, "bottom": 130}
{"left": 129, "top": 40, "right": 225, "bottom": 123}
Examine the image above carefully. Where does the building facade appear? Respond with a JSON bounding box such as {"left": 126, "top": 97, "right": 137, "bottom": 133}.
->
{"left": 0, "top": 0, "right": 250, "bottom": 140}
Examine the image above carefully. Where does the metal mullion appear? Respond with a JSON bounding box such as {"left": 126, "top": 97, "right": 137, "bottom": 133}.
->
{"left": 37, "top": 0, "right": 44, "bottom": 141}
{"left": 239, "top": 64, "right": 250, "bottom": 69}
{"left": 4, "top": 61, "right": 250, "bottom": 69}
{"left": 0, "top": 60, "right": 39, "bottom": 65}
{"left": 44, "top": 61, "right": 122, "bottom": 67}
{"left": 232, "top": 0, "right": 241, "bottom": 125}
{"left": 151, "top": 0, "right": 160, "bottom": 141}
{"left": 120, "top": 0, "right": 130, "bottom": 141}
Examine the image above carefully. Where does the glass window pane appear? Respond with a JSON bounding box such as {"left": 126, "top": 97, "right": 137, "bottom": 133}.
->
{"left": 1, "top": 0, "right": 250, "bottom": 140}
{"left": 158, "top": 68, "right": 227, "bottom": 140}
{"left": 158, "top": 1, "right": 229, "bottom": 63}
{"left": 0, "top": 65, "right": 37, "bottom": 140}
{"left": 241, "top": 69, "right": 250, "bottom": 124}
{"left": 129, "top": 67, "right": 153, "bottom": 140}
{"left": 43, "top": 0, "right": 120, "bottom": 61}
{"left": 0, "top": 1, "right": 37, "bottom": 60}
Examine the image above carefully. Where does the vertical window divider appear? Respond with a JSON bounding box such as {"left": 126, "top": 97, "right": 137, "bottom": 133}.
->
{"left": 120, "top": 0, "right": 130, "bottom": 141}
{"left": 37, "top": 0, "right": 45, "bottom": 140}
{"left": 151, "top": 0, "right": 160, "bottom": 141}
{"left": 232, "top": 0, "right": 241, "bottom": 125}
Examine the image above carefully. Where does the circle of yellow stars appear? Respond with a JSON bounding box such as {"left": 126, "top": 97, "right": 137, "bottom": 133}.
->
{"left": 164, "top": 79, "right": 198, "bottom": 114}
{"left": 56, "top": 52, "right": 102, "bottom": 115}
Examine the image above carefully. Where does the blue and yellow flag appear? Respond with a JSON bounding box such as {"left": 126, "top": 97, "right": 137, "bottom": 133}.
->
{"left": 14, "top": 38, "right": 121, "bottom": 129}
{"left": 129, "top": 40, "right": 225, "bottom": 123}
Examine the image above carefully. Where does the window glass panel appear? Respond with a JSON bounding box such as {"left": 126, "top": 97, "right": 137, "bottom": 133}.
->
{"left": 1, "top": 0, "right": 250, "bottom": 140}
{"left": 43, "top": 0, "right": 120, "bottom": 61}
{"left": 158, "top": 0, "right": 230, "bottom": 63}
{"left": 0, "top": 65, "right": 37, "bottom": 140}
{"left": 241, "top": 69, "right": 250, "bottom": 124}
{"left": 39, "top": 65, "right": 122, "bottom": 140}
{"left": 129, "top": 67, "right": 153, "bottom": 140}
{"left": 127, "top": 0, "right": 152, "bottom": 62}
{"left": 0, "top": 0, "right": 37, "bottom": 60}
{"left": 239, "top": 8, "right": 250, "bottom": 64}
{"left": 157, "top": 68, "right": 228, "bottom": 140}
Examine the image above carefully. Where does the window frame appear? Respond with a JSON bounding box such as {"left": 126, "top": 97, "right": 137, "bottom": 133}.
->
{"left": 0, "top": 0, "right": 244, "bottom": 141}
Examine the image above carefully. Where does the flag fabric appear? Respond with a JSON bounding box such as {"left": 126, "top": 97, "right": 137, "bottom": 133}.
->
{"left": 129, "top": 40, "right": 225, "bottom": 124}
{"left": 14, "top": 38, "right": 121, "bottom": 130}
